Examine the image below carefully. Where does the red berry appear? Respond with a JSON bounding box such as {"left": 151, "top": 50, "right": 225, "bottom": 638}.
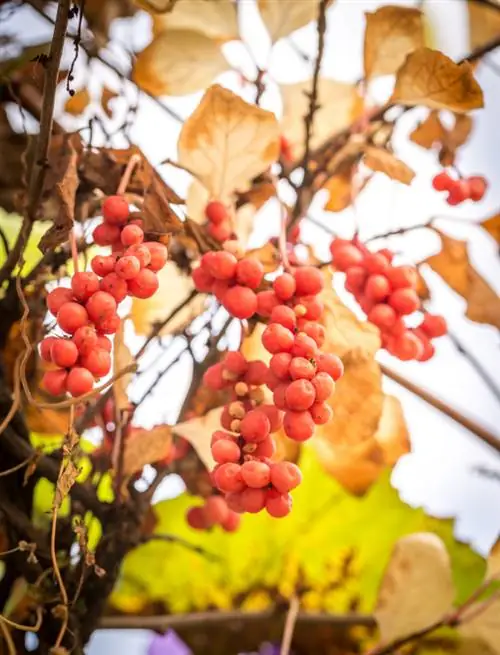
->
{"left": 100, "top": 273, "right": 128, "bottom": 303}
{"left": 365, "top": 274, "right": 391, "bottom": 302}
{"left": 92, "top": 223, "right": 121, "bottom": 246}
{"left": 115, "top": 255, "right": 141, "bottom": 280}
{"left": 213, "top": 463, "right": 246, "bottom": 493}
{"left": 256, "top": 290, "right": 280, "bottom": 317}
{"left": 240, "top": 409, "right": 270, "bottom": 443}
{"left": 57, "top": 302, "right": 89, "bottom": 334}
{"left": 212, "top": 279, "right": 230, "bottom": 302}
{"left": 467, "top": 175, "right": 487, "bottom": 202}
{"left": 270, "top": 305, "right": 296, "bottom": 332}
{"left": 236, "top": 258, "right": 264, "bottom": 289}
{"left": 95, "top": 313, "right": 120, "bottom": 335}
{"left": 212, "top": 439, "right": 241, "bottom": 464}
{"left": 387, "top": 266, "right": 417, "bottom": 290}
{"left": 262, "top": 324, "right": 294, "bottom": 354}
{"left": 420, "top": 313, "right": 447, "bottom": 338}
{"left": 266, "top": 489, "right": 292, "bottom": 518}
{"left": 309, "top": 401, "right": 333, "bottom": 425}
{"left": 51, "top": 339, "right": 79, "bottom": 368}
{"left": 224, "top": 351, "right": 248, "bottom": 376}
{"left": 96, "top": 335, "right": 112, "bottom": 352}
{"left": 241, "top": 460, "right": 271, "bottom": 488}
{"left": 273, "top": 273, "right": 296, "bottom": 301}
{"left": 208, "top": 221, "right": 232, "bottom": 242}
{"left": 204, "top": 363, "right": 226, "bottom": 390}
{"left": 364, "top": 253, "right": 390, "bottom": 275}
{"left": 72, "top": 326, "right": 98, "bottom": 356}
{"left": 42, "top": 369, "right": 68, "bottom": 395}
{"left": 102, "top": 195, "right": 129, "bottom": 225}
{"left": 121, "top": 224, "right": 144, "bottom": 247}
{"left": 192, "top": 266, "right": 215, "bottom": 292}
{"left": 280, "top": 134, "right": 293, "bottom": 162}
{"left": 297, "top": 296, "right": 323, "bottom": 321}
{"left": 91, "top": 255, "right": 117, "bottom": 277}
{"left": 271, "top": 461, "right": 302, "bottom": 493}
{"left": 432, "top": 171, "right": 452, "bottom": 192}
{"left": 316, "top": 353, "right": 343, "bottom": 381}
{"left": 331, "top": 244, "right": 364, "bottom": 271}
{"left": 186, "top": 506, "right": 208, "bottom": 530}
{"left": 205, "top": 201, "right": 228, "bottom": 225}
{"left": 254, "top": 436, "right": 276, "bottom": 458}
{"left": 415, "top": 332, "right": 435, "bottom": 362}
{"left": 80, "top": 349, "right": 112, "bottom": 377}
{"left": 311, "top": 372, "right": 334, "bottom": 402}
{"left": 240, "top": 488, "right": 267, "bottom": 513}
{"left": 125, "top": 244, "right": 151, "bottom": 268}
{"left": 388, "top": 288, "right": 420, "bottom": 315}
{"left": 289, "top": 357, "right": 316, "bottom": 381}
{"left": 392, "top": 331, "right": 423, "bottom": 361}
{"left": 446, "top": 179, "right": 469, "bottom": 205}
{"left": 293, "top": 266, "right": 324, "bottom": 296}
{"left": 223, "top": 286, "right": 258, "bottom": 320}
{"left": 243, "top": 360, "right": 268, "bottom": 386}
{"left": 71, "top": 272, "right": 100, "bottom": 302}
{"left": 222, "top": 511, "right": 241, "bottom": 531}
{"left": 285, "top": 379, "right": 316, "bottom": 411}
{"left": 291, "top": 333, "right": 317, "bottom": 358}
{"left": 66, "top": 367, "right": 94, "bottom": 396}
{"left": 301, "top": 322, "right": 325, "bottom": 348}
{"left": 368, "top": 304, "right": 397, "bottom": 330}
{"left": 206, "top": 251, "right": 238, "bottom": 280}
{"left": 273, "top": 383, "right": 288, "bottom": 410}
{"left": 205, "top": 496, "right": 229, "bottom": 524}
{"left": 47, "top": 287, "right": 73, "bottom": 316}
{"left": 127, "top": 269, "right": 159, "bottom": 299}
{"left": 259, "top": 404, "right": 282, "bottom": 432}
{"left": 345, "top": 266, "right": 367, "bottom": 294}
{"left": 283, "top": 410, "right": 315, "bottom": 441}
{"left": 270, "top": 352, "right": 293, "bottom": 380}
{"left": 86, "top": 291, "right": 117, "bottom": 323}
{"left": 40, "top": 336, "right": 57, "bottom": 362}
{"left": 144, "top": 242, "right": 168, "bottom": 272}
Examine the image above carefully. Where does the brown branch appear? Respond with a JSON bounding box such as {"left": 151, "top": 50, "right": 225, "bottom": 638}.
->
{"left": 141, "top": 534, "right": 220, "bottom": 561}
{"left": 380, "top": 363, "right": 500, "bottom": 454}
{"left": 0, "top": 0, "right": 71, "bottom": 284}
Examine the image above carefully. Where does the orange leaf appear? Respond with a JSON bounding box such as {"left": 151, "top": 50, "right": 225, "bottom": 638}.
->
{"left": 363, "top": 146, "right": 415, "bottom": 185}
{"left": 64, "top": 88, "right": 91, "bottom": 116}
{"left": 101, "top": 86, "right": 119, "bottom": 118}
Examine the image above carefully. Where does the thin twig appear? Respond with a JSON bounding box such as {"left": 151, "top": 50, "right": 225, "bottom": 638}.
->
{"left": 142, "top": 534, "right": 220, "bottom": 561}
{"left": 447, "top": 330, "right": 500, "bottom": 404}
{"left": 0, "top": 454, "right": 37, "bottom": 479}
{"left": 0, "top": 617, "right": 15, "bottom": 655}
{"left": 280, "top": 595, "right": 300, "bottom": 655}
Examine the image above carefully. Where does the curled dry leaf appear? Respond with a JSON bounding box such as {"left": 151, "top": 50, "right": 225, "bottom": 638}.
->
{"left": 390, "top": 47, "right": 484, "bottom": 113}
{"left": 101, "top": 86, "right": 119, "bottom": 118}
{"left": 280, "top": 78, "right": 363, "bottom": 161}
{"left": 152, "top": 0, "right": 239, "bottom": 42}
{"left": 459, "top": 596, "right": 500, "bottom": 655}
{"left": 410, "top": 111, "right": 473, "bottom": 166}
{"left": 174, "top": 407, "right": 219, "bottom": 470}
{"left": 64, "top": 88, "right": 91, "bottom": 116}
{"left": 113, "top": 320, "right": 135, "bottom": 412}
{"left": 122, "top": 425, "right": 172, "bottom": 478}
{"left": 54, "top": 459, "right": 80, "bottom": 509}
{"left": 130, "top": 261, "right": 206, "bottom": 336}
{"left": 468, "top": 0, "right": 500, "bottom": 51}
{"left": 178, "top": 85, "right": 280, "bottom": 199}
{"left": 374, "top": 395, "right": 410, "bottom": 467}
{"left": 425, "top": 231, "right": 500, "bottom": 329}
{"left": 236, "top": 180, "right": 276, "bottom": 211}
{"left": 374, "top": 533, "right": 455, "bottom": 643}
{"left": 482, "top": 213, "right": 500, "bottom": 245}
{"left": 258, "top": 0, "right": 331, "bottom": 42}
{"left": 363, "top": 146, "right": 415, "bottom": 185}
{"left": 133, "top": 30, "right": 228, "bottom": 97}
{"left": 364, "top": 5, "right": 425, "bottom": 79}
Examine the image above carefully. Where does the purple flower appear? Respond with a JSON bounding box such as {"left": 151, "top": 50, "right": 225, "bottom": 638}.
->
{"left": 147, "top": 630, "right": 192, "bottom": 655}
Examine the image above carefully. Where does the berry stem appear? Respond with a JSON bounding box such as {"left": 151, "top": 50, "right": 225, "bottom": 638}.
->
{"left": 116, "top": 154, "right": 142, "bottom": 196}
{"left": 70, "top": 227, "right": 79, "bottom": 274}
{"left": 278, "top": 200, "right": 293, "bottom": 273}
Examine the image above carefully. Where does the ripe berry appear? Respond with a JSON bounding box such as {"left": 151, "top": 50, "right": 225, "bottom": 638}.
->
{"left": 205, "top": 201, "right": 228, "bottom": 225}
{"left": 262, "top": 323, "right": 294, "bottom": 354}
{"left": 91, "top": 255, "right": 117, "bottom": 277}
{"left": 206, "top": 251, "right": 238, "bottom": 280}
{"left": 446, "top": 179, "right": 469, "bottom": 205}
{"left": 66, "top": 367, "right": 94, "bottom": 396}
{"left": 467, "top": 175, "right": 487, "bottom": 202}
{"left": 208, "top": 221, "right": 232, "bottom": 242}
{"left": 115, "top": 255, "right": 141, "bottom": 280}
{"left": 222, "top": 511, "right": 241, "bottom": 531}
{"left": 272, "top": 383, "right": 288, "bottom": 409}
{"left": 100, "top": 273, "right": 128, "bottom": 303}
{"left": 368, "top": 304, "right": 397, "bottom": 330}
{"left": 72, "top": 326, "right": 98, "bottom": 355}
{"left": 51, "top": 339, "right": 79, "bottom": 368}
{"left": 212, "top": 439, "right": 241, "bottom": 464}
{"left": 311, "top": 372, "right": 334, "bottom": 403}
{"left": 212, "top": 279, "right": 229, "bottom": 301}
{"left": 309, "top": 401, "right": 333, "bottom": 425}
{"left": 364, "top": 253, "right": 390, "bottom": 275}
{"left": 240, "top": 409, "right": 270, "bottom": 443}
{"left": 223, "top": 286, "right": 258, "bottom": 319}
{"left": 47, "top": 287, "right": 73, "bottom": 316}
{"left": 331, "top": 244, "right": 364, "bottom": 271}
{"left": 95, "top": 313, "right": 120, "bottom": 335}
{"left": 125, "top": 244, "right": 151, "bottom": 268}
{"left": 432, "top": 171, "right": 451, "bottom": 192}
{"left": 266, "top": 489, "right": 292, "bottom": 518}
{"left": 80, "top": 349, "right": 112, "bottom": 377}
{"left": 186, "top": 506, "right": 208, "bottom": 530}
{"left": 285, "top": 379, "right": 316, "bottom": 411}
{"left": 244, "top": 360, "right": 268, "bottom": 386}
{"left": 291, "top": 333, "right": 317, "bottom": 358}
{"left": 270, "top": 353, "right": 293, "bottom": 380}
{"left": 96, "top": 335, "right": 112, "bottom": 352}
{"left": 283, "top": 410, "right": 315, "bottom": 441}
{"left": 127, "top": 269, "right": 159, "bottom": 299}
{"left": 297, "top": 296, "right": 323, "bottom": 321}
{"left": 280, "top": 135, "right": 293, "bottom": 162}
{"left": 289, "top": 357, "right": 316, "bottom": 381}
{"left": 271, "top": 461, "right": 302, "bottom": 493}
{"left": 40, "top": 336, "right": 57, "bottom": 362}
{"left": 236, "top": 258, "right": 264, "bottom": 289}
{"left": 92, "top": 223, "right": 121, "bottom": 246}
{"left": 240, "top": 488, "right": 267, "bottom": 513}
{"left": 365, "top": 274, "right": 391, "bottom": 302}
{"left": 86, "top": 291, "right": 117, "bottom": 323}
{"left": 392, "top": 331, "right": 423, "bottom": 361}
{"left": 42, "top": 369, "right": 68, "bottom": 395}
{"left": 241, "top": 460, "right": 271, "bottom": 488}
{"left": 345, "top": 266, "right": 367, "bottom": 293}
{"left": 121, "top": 224, "right": 144, "bottom": 247}
{"left": 387, "top": 265, "right": 417, "bottom": 290}
{"left": 192, "top": 266, "right": 215, "bottom": 292}
{"left": 273, "top": 273, "right": 296, "bottom": 301}
{"left": 254, "top": 436, "right": 276, "bottom": 458}
{"left": 259, "top": 404, "right": 282, "bottom": 432}
{"left": 316, "top": 353, "right": 343, "bottom": 381}
{"left": 420, "top": 313, "right": 447, "bottom": 338}
{"left": 224, "top": 351, "right": 248, "bottom": 376}
{"left": 102, "top": 195, "right": 129, "bottom": 225}
{"left": 144, "top": 242, "right": 168, "bottom": 272}
{"left": 57, "top": 302, "right": 89, "bottom": 334}
{"left": 213, "top": 463, "right": 246, "bottom": 493}
{"left": 270, "top": 305, "right": 296, "bottom": 332}
{"left": 388, "top": 288, "right": 420, "bottom": 315}
{"left": 293, "top": 266, "right": 324, "bottom": 296}
{"left": 71, "top": 272, "right": 100, "bottom": 302}
{"left": 300, "top": 322, "right": 325, "bottom": 348}
{"left": 256, "top": 290, "right": 280, "bottom": 317}
{"left": 205, "top": 496, "right": 229, "bottom": 525}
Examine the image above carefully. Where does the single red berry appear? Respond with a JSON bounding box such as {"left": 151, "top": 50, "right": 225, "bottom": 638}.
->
{"left": 212, "top": 279, "right": 230, "bottom": 302}
{"left": 368, "top": 304, "right": 397, "bottom": 330}
{"left": 212, "top": 439, "right": 241, "bottom": 464}
{"left": 203, "top": 363, "right": 226, "bottom": 390}
{"left": 100, "top": 273, "right": 128, "bottom": 303}
{"left": 121, "top": 224, "right": 144, "bottom": 247}
{"left": 221, "top": 510, "right": 241, "bottom": 531}
{"left": 256, "top": 290, "right": 280, "bottom": 317}
{"left": 80, "top": 349, "right": 112, "bottom": 378}
{"left": 272, "top": 383, "right": 288, "bottom": 410}
{"left": 420, "top": 313, "right": 447, "bottom": 338}
{"left": 311, "top": 372, "right": 334, "bottom": 402}
{"left": 262, "top": 323, "right": 294, "bottom": 354}
{"left": 240, "top": 409, "right": 270, "bottom": 443}
{"left": 57, "top": 302, "right": 89, "bottom": 334}
{"left": 316, "top": 353, "right": 343, "bottom": 381}
{"left": 102, "top": 195, "right": 129, "bottom": 225}
{"left": 186, "top": 506, "right": 208, "bottom": 530}
{"left": 467, "top": 175, "right": 487, "bottom": 202}
{"left": 270, "top": 352, "right": 293, "bottom": 380}
{"left": 86, "top": 291, "right": 117, "bottom": 323}
{"left": 293, "top": 266, "right": 324, "bottom": 296}
{"left": 331, "top": 244, "right": 364, "bottom": 271}
{"left": 283, "top": 410, "right": 315, "bottom": 441}
{"left": 432, "top": 171, "right": 452, "bottom": 192}
{"left": 236, "top": 258, "right": 263, "bottom": 289}
{"left": 291, "top": 333, "right": 317, "bottom": 359}
{"left": 345, "top": 266, "right": 367, "bottom": 294}
{"left": 285, "top": 379, "right": 316, "bottom": 411}
{"left": 125, "top": 244, "right": 151, "bottom": 269}
{"left": 92, "top": 223, "right": 121, "bottom": 246}
{"left": 296, "top": 296, "right": 323, "bottom": 321}
{"left": 301, "top": 321, "right": 325, "bottom": 348}
{"left": 392, "top": 331, "right": 424, "bottom": 361}
{"left": 266, "top": 489, "right": 292, "bottom": 518}
{"left": 206, "top": 251, "right": 238, "bottom": 281}
{"left": 289, "top": 357, "right": 316, "bottom": 381}
{"left": 273, "top": 273, "right": 296, "bottom": 301}
{"left": 364, "top": 274, "right": 391, "bottom": 302}
{"left": 71, "top": 272, "right": 100, "bottom": 303}
{"left": 205, "top": 201, "right": 228, "bottom": 225}
{"left": 192, "top": 266, "right": 215, "bottom": 292}
{"left": 223, "top": 286, "right": 258, "bottom": 319}
{"left": 309, "top": 401, "right": 333, "bottom": 425}
{"left": 387, "top": 265, "right": 417, "bottom": 290}
{"left": 42, "top": 369, "right": 68, "bottom": 395}
{"left": 66, "top": 367, "right": 94, "bottom": 397}
{"left": 280, "top": 134, "right": 293, "bottom": 162}
{"left": 243, "top": 360, "right": 268, "bottom": 386}
{"left": 95, "top": 313, "right": 120, "bottom": 335}
{"left": 51, "top": 339, "right": 79, "bottom": 368}
{"left": 240, "top": 488, "right": 267, "bottom": 514}
{"left": 259, "top": 404, "right": 282, "bottom": 432}
{"left": 208, "top": 220, "right": 232, "bottom": 242}
{"left": 254, "top": 436, "right": 276, "bottom": 458}
{"left": 91, "top": 255, "right": 117, "bottom": 277}
{"left": 144, "top": 242, "right": 168, "bottom": 272}
{"left": 224, "top": 351, "right": 248, "bottom": 376}
{"left": 241, "top": 460, "right": 271, "bottom": 488}
{"left": 446, "top": 179, "right": 469, "bottom": 205}
{"left": 415, "top": 331, "right": 435, "bottom": 362}
{"left": 271, "top": 461, "right": 302, "bottom": 493}
{"left": 213, "top": 463, "right": 246, "bottom": 493}
{"left": 364, "top": 252, "right": 390, "bottom": 275}
{"left": 115, "top": 255, "right": 141, "bottom": 280}
{"left": 270, "top": 305, "right": 296, "bottom": 332}
{"left": 72, "top": 326, "right": 98, "bottom": 356}
{"left": 47, "top": 287, "right": 73, "bottom": 316}
{"left": 127, "top": 269, "right": 159, "bottom": 299}
{"left": 40, "top": 336, "right": 57, "bottom": 362}
{"left": 388, "top": 288, "right": 420, "bottom": 315}
{"left": 205, "top": 496, "right": 229, "bottom": 525}
{"left": 96, "top": 335, "right": 112, "bottom": 352}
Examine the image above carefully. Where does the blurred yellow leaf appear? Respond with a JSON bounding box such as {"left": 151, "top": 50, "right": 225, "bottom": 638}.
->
{"left": 459, "top": 596, "right": 500, "bottom": 654}
{"left": 130, "top": 262, "right": 206, "bottom": 336}
{"left": 410, "top": 111, "right": 473, "bottom": 166}
{"left": 281, "top": 79, "right": 363, "bottom": 160}
{"left": 425, "top": 231, "right": 500, "bottom": 329}
{"left": 363, "top": 146, "right": 415, "bottom": 185}
{"left": 133, "top": 30, "right": 228, "bottom": 97}
{"left": 135, "top": 0, "right": 178, "bottom": 12}
{"left": 174, "top": 408, "right": 219, "bottom": 470}
{"left": 486, "top": 537, "right": 500, "bottom": 580}
{"left": 390, "top": 47, "right": 484, "bottom": 113}
{"left": 482, "top": 213, "right": 500, "bottom": 244}
{"left": 186, "top": 179, "right": 210, "bottom": 224}
{"left": 468, "top": 0, "right": 500, "bottom": 50}
{"left": 152, "top": 0, "right": 239, "bottom": 42}
{"left": 374, "top": 533, "right": 455, "bottom": 643}
{"left": 178, "top": 85, "right": 280, "bottom": 199}
{"left": 123, "top": 425, "right": 172, "bottom": 477}
{"left": 101, "top": 86, "right": 119, "bottom": 118}
{"left": 374, "top": 395, "right": 410, "bottom": 467}
{"left": 113, "top": 320, "right": 134, "bottom": 411}
{"left": 64, "top": 88, "right": 91, "bottom": 116}
{"left": 364, "top": 5, "right": 425, "bottom": 79}
{"left": 258, "top": 0, "right": 331, "bottom": 42}
{"left": 322, "top": 172, "right": 352, "bottom": 213}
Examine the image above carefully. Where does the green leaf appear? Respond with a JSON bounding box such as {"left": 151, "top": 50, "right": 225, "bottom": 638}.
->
{"left": 114, "top": 447, "right": 485, "bottom": 614}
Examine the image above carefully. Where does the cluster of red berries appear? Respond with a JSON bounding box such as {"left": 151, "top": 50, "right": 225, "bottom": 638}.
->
{"left": 192, "top": 247, "right": 264, "bottom": 320}
{"left": 186, "top": 495, "right": 240, "bottom": 532}
{"left": 40, "top": 195, "right": 168, "bottom": 397}
{"left": 204, "top": 200, "right": 234, "bottom": 243}
{"left": 330, "top": 238, "right": 447, "bottom": 361}
{"left": 261, "top": 267, "right": 343, "bottom": 441}
{"left": 432, "top": 171, "right": 487, "bottom": 206}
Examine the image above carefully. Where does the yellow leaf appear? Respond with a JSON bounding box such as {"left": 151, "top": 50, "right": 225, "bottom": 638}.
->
{"left": 258, "top": 0, "right": 331, "bottom": 42}
{"left": 410, "top": 110, "right": 445, "bottom": 148}
{"left": 390, "top": 47, "right": 484, "bottom": 113}
{"left": 122, "top": 425, "right": 172, "bottom": 477}
{"left": 186, "top": 179, "right": 210, "bottom": 224}
{"left": 178, "top": 85, "right": 280, "bottom": 199}
{"left": 135, "top": 0, "right": 179, "bottom": 12}
{"left": 281, "top": 79, "right": 363, "bottom": 160}
{"left": 174, "top": 407, "right": 219, "bottom": 470}
{"left": 322, "top": 172, "right": 352, "bottom": 213}
{"left": 133, "top": 30, "right": 228, "bottom": 97}
{"left": 131, "top": 261, "right": 206, "bottom": 336}
{"left": 113, "top": 320, "right": 134, "bottom": 411}
{"left": 364, "top": 5, "right": 425, "bottom": 79}
{"left": 410, "top": 111, "right": 473, "bottom": 166}
{"left": 482, "top": 213, "right": 500, "bottom": 245}
{"left": 486, "top": 537, "right": 500, "bottom": 580}
{"left": 374, "top": 395, "right": 410, "bottom": 467}
{"left": 363, "top": 146, "right": 415, "bottom": 185}
{"left": 425, "top": 231, "right": 500, "bottom": 329}
{"left": 459, "top": 597, "right": 500, "bottom": 654}
{"left": 101, "top": 86, "right": 119, "bottom": 118}
{"left": 374, "top": 533, "right": 455, "bottom": 643}
{"left": 468, "top": 0, "right": 500, "bottom": 50}
{"left": 64, "top": 88, "right": 91, "bottom": 116}
{"left": 152, "top": 0, "right": 239, "bottom": 42}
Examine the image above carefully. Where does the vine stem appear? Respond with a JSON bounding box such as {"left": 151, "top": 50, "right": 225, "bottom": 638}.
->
{"left": 116, "top": 153, "right": 141, "bottom": 195}
{"left": 70, "top": 228, "right": 79, "bottom": 273}
{"left": 0, "top": 618, "right": 15, "bottom": 655}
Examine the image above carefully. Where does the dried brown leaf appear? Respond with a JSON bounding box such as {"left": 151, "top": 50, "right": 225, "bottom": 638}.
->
{"left": 133, "top": 30, "right": 228, "bottom": 97}
{"left": 178, "top": 85, "right": 280, "bottom": 199}
{"left": 459, "top": 597, "right": 500, "bottom": 654}
{"left": 425, "top": 231, "right": 500, "bottom": 329}
{"left": 246, "top": 242, "right": 280, "bottom": 273}
{"left": 410, "top": 110, "right": 445, "bottom": 148}
{"left": 364, "top": 5, "right": 425, "bottom": 79}
{"left": 54, "top": 459, "right": 80, "bottom": 509}
{"left": 258, "top": 0, "right": 331, "bottom": 42}
{"left": 101, "top": 86, "right": 119, "bottom": 118}
{"left": 363, "top": 146, "right": 415, "bottom": 185}
{"left": 174, "top": 408, "right": 219, "bottom": 470}
{"left": 236, "top": 181, "right": 276, "bottom": 211}
{"left": 64, "top": 88, "right": 91, "bottom": 116}
{"left": 141, "top": 167, "right": 183, "bottom": 235}
{"left": 152, "top": 0, "right": 239, "bottom": 42}
{"left": 486, "top": 537, "right": 500, "bottom": 580}
{"left": 468, "top": 0, "right": 500, "bottom": 50}
{"left": 391, "top": 47, "right": 484, "bottom": 113}
{"left": 482, "top": 213, "right": 500, "bottom": 244}
{"left": 410, "top": 111, "right": 473, "bottom": 166}
{"left": 374, "top": 395, "right": 410, "bottom": 466}
{"left": 113, "top": 321, "right": 134, "bottom": 411}
{"left": 122, "top": 425, "right": 172, "bottom": 477}
{"left": 136, "top": 0, "right": 179, "bottom": 13}
{"left": 322, "top": 172, "right": 352, "bottom": 213}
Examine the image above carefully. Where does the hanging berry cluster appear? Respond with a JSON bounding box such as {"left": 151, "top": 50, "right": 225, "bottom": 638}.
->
{"left": 186, "top": 495, "right": 241, "bottom": 532}
{"left": 40, "top": 195, "right": 168, "bottom": 397}
{"left": 330, "top": 238, "right": 447, "bottom": 361}
{"left": 432, "top": 171, "right": 487, "bottom": 206}
{"left": 204, "top": 200, "right": 233, "bottom": 243}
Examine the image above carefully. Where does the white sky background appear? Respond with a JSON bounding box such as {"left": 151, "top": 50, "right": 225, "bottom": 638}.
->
{"left": 3, "top": 1, "right": 500, "bottom": 652}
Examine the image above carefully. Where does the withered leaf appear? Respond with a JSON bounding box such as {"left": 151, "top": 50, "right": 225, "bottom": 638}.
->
{"left": 113, "top": 320, "right": 134, "bottom": 412}
{"left": 83, "top": 0, "right": 136, "bottom": 48}
{"left": 54, "top": 459, "right": 80, "bottom": 509}
{"left": 391, "top": 47, "right": 484, "bottom": 113}
{"left": 425, "top": 231, "right": 500, "bottom": 329}
{"left": 38, "top": 137, "right": 78, "bottom": 253}
{"left": 64, "top": 88, "right": 91, "bottom": 116}
{"left": 178, "top": 85, "right": 280, "bottom": 200}
{"left": 246, "top": 242, "right": 280, "bottom": 273}
{"left": 363, "top": 146, "right": 415, "bottom": 185}
{"left": 364, "top": 5, "right": 425, "bottom": 79}
{"left": 322, "top": 171, "right": 352, "bottom": 213}
{"left": 410, "top": 111, "right": 473, "bottom": 166}
{"left": 374, "top": 533, "right": 454, "bottom": 643}
{"left": 142, "top": 166, "right": 183, "bottom": 235}
{"left": 410, "top": 110, "right": 445, "bottom": 148}
{"left": 482, "top": 213, "right": 500, "bottom": 245}
{"left": 136, "top": 0, "right": 179, "bottom": 12}
{"left": 236, "top": 181, "right": 276, "bottom": 211}
{"left": 459, "top": 597, "right": 500, "bottom": 655}
{"left": 152, "top": 0, "right": 239, "bottom": 42}
{"left": 374, "top": 395, "right": 410, "bottom": 467}
{"left": 174, "top": 408, "right": 220, "bottom": 470}
{"left": 258, "top": 0, "right": 332, "bottom": 42}
{"left": 486, "top": 537, "right": 500, "bottom": 580}
{"left": 468, "top": 0, "right": 500, "bottom": 51}
{"left": 133, "top": 30, "right": 228, "bottom": 97}
{"left": 101, "top": 86, "right": 119, "bottom": 118}
{"left": 122, "top": 425, "right": 172, "bottom": 477}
